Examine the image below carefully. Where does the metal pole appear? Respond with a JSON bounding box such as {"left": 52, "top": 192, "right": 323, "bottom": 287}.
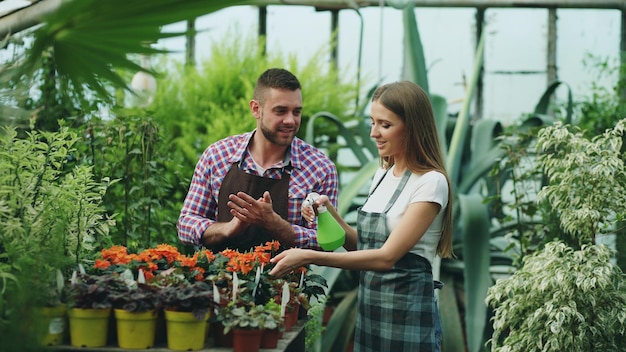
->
{"left": 621, "top": 9, "right": 626, "bottom": 100}
{"left": 330, "top": 9, "right": 339, "bottom": 69}
{"left": 475, "top": 7, "right": 485, "bottom": 120}
{"left": 186, "top": 18, "right": 196, "bottom": 67}
{"left": 259, "top": 6, "right": 268, "bottom": 56}
{"left": 547, "top": 8, "right": 558, "bottom": 84}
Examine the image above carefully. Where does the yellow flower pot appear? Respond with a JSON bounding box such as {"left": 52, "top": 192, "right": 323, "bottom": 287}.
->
{"left": 67, "top": 307, "right": 111, "bottom": 348}
{"left": 164, "top": 310, "right": 210, "bottom": 351}
{"left": 40, "top": 304, "right": 67, "bottom": 346}
{"left": 114, "top": 309, "right": 157, "bottom": 349}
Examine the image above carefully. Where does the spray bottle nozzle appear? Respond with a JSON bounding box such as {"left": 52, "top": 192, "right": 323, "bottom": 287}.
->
{"left": 304, "top": 192, "right": 327, "bottom": 212}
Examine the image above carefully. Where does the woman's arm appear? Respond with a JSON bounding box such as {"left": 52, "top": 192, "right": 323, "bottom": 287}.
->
{"left": 271, "top": 200, "right": 440, "bottom": 276}
{"left": 303, "top": 195, "right": 358, "bottom": 251}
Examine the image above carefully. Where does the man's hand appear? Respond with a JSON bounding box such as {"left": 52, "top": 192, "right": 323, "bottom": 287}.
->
{"left": 228, "top": 191, "right": 275, "bottom": 229}
{"left": 201, "top": 215, "right": 249, "bottom": 247}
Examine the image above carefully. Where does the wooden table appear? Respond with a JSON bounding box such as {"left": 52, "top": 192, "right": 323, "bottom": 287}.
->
{"left": 49, "top": 320, "right": 306, "bottom": 352}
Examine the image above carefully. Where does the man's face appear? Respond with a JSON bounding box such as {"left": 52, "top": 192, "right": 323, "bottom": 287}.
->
{"left": 252, "top": 88, "right": 302, "bottom": 147}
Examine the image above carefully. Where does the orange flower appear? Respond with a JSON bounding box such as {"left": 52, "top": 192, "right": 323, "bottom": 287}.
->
{"left": 100, "top": 245, "right": 132, "bottom": 265}
{"left": 178, "top": 253, "right": 198, "bottom": 268}
{"left": 254, "top": 241, "right": 281, "bottom": 253}
{"left": 193, "top": 267, "right": 205, "bottom": 281}
{"left": 141, "top": 243, "right": 181, "bottom": 264}
{"left": 202, "top": 250, "right": 215, "bottom": 262}
{"left": 143, "top": 271, "right": 155, "bottom": 280}
{"left": 94, "top": 259, "right": 111, "bottom": 269}
{"left": 220, "top": 249, "right": 238, "bottom": 259}
{"left": 255, "top": 252, "right": 271, "bottom": 266}
{"left": 145, "top": 262, "right": 158, "bottom": 272}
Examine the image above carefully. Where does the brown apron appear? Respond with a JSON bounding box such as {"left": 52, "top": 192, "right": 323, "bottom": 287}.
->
{"left": 215, "top": 157, "right": 291, "bottom": 252}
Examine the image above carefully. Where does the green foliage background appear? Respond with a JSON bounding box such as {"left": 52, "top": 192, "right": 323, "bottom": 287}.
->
{"left": 151, "top": 29, "right": 360, "bottom": 176}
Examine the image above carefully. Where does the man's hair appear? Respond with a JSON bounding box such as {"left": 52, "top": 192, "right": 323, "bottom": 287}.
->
{"left": 253, "top": 68, "right": 301, "bottom": 104}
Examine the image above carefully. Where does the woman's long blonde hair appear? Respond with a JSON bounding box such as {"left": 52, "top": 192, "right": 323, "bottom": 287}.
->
{"left": 371, "top": 81, "right": 454, "bottom": 258}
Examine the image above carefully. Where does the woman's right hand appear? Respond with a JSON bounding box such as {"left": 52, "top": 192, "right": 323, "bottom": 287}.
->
{"left": 302, "top": 194, "right": 331, "bottom": 223}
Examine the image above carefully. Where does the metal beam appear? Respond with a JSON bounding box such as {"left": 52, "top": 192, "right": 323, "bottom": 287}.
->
{"left": 0, "top": 0, "right": 64, "bottom": 38}
{"left": 2, "top": 0, "right": 624, "bottom": 39}
{"left": 271, "top": 0, "right": 626, "bottom": 10}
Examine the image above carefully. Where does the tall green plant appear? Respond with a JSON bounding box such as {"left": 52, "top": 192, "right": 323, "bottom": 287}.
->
{"left": 0, "top": 124, "right": 112, "bottom": 265}
{"left": 76, "top": 112, "right": 180, "bottom": 250}
{"left": 486, "top": 118, "right": 626, "bottom": 351}
{"left": 0, "top": 124, "right": 112, "bottom": 350}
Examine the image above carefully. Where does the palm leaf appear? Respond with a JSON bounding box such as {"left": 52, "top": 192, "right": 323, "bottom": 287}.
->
{"left": 23, "top": 0, "right": 256, "bottom": 102}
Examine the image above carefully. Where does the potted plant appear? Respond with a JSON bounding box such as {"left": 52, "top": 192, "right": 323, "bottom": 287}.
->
{"left": 38, "top": 269, "right": 68, "bottom": 346}
{"left": 259, "top": 298, "right": 284, "bottom": 349}
{"left": 65, "top": 271, "right": 123, "bottom": 348}
{"left": 108, "top": 269, "right": 161, "bottom": 349}
{"left": 217, "top": 301, "right": 265, "bottom": 352}
{"left": 158, "top": 280, "right": 215, "bottom": 351}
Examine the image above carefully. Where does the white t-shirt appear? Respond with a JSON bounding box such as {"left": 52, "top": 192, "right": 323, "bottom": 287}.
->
{"left": 361, "top": 165, "right": 449, "bottom": 266}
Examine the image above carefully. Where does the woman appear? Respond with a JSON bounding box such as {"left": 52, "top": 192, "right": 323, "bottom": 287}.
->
{"left": 270, "top": 80, "right": 453, "bottom": 351}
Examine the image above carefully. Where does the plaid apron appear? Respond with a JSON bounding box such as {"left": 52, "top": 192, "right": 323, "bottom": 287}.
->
{"left": 354, "top": 169, "right": 437, "bottom": 352}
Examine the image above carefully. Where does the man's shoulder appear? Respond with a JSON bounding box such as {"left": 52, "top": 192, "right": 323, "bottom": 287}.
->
{"left": 207, "top": 133, "right": 250, "bottom": 151}
{"left": 292, "top": 137, "right": 334, "bottom": 165}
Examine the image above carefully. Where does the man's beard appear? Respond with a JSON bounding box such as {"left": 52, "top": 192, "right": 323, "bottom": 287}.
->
{"left": 259, "top": 115, "right": 295, "bottom": 147}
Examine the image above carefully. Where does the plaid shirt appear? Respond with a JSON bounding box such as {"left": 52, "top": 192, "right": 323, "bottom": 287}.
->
{"left": 177, "top": 131, "right": 339, "bottom": 249}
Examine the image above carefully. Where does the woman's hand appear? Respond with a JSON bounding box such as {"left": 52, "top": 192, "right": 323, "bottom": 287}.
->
{"left": 269, "top": 248, "right": 309, "bottom": 277}
{"left": 302, "top": 193, "right": 331, "bottom": 223}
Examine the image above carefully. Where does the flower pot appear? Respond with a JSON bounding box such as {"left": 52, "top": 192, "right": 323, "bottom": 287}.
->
{"left": 67, "top": 307, "right": 111, "bottom": 348}
{"left": 164, "top": 310, "right": 210, "bottom": 351}
{"left": 260, "top": 328, "right": 281, "bottom": 349}
{"left": 284, "top": 303, "right": 300, "bottom": 331}
{"left": 232, "top": 328, "right": 262, "bottom": 352}
{"left": 40, "top": 304, "right": 66, "bottom": 346}
{"left": 114, "top": 309, "right": 157, "bottom": 349}
{"left": 212, "top": 322, "right": 233, "bottom": 347}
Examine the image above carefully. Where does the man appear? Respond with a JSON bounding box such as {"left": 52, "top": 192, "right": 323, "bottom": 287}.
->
{"left": 177, "top": 68, "right": 339, "bottom": 252}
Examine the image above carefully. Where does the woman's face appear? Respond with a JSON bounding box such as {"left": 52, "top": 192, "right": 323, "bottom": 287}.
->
{"left": 369, "top": 100, "right": 406, "bottom": 160}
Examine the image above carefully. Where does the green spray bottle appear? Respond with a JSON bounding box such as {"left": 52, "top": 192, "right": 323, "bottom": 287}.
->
{"left": 305, "top": 193, "right": 345, "bottom": 251}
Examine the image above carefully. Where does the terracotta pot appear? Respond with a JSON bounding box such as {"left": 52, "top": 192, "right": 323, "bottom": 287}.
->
{"left": 232, "top": 328, "right": 262, "bottom": 352}
{"left": 284, "top": 303, "right": 300, "bottom": 331}
{"left": 260, "top": 328, "right": 281, "bottom": 349}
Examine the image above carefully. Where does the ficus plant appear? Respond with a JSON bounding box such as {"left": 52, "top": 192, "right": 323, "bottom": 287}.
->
{"left": 486, "top": 118, "right": 626, "bottom": 351}
{"left": 535, "top": 119, "right": 626, "bottom": 246}
{"left": 486, "top": 242, "right": 626, "bottom": 352}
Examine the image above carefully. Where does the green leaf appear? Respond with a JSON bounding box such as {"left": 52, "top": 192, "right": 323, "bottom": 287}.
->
{"left": 459, "top": 194, "right": 491, "bottom": 352}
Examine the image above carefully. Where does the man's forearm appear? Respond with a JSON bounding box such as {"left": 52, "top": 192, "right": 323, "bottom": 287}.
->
{"left": 264, "top": 213, "right": 296, "bottom": 248}
{"left": 201, "top": 222, "right": 229, "bottom": 247}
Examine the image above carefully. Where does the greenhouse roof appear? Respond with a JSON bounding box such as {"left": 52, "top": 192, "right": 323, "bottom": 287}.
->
{"left": 1, "top": 0, "right": 625, "bottom": 39}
